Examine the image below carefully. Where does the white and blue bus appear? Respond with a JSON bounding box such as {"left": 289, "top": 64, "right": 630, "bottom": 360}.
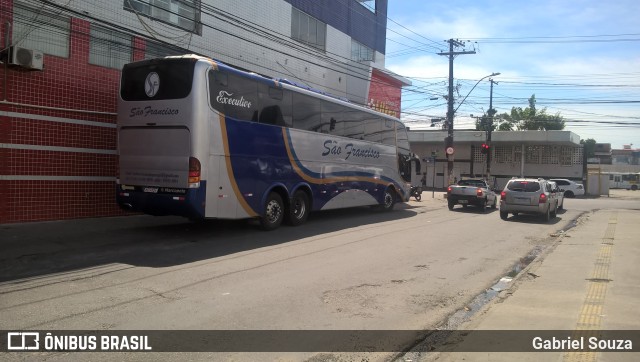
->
{"left": 116, "top": 54, "right": 412, "bottom": 230}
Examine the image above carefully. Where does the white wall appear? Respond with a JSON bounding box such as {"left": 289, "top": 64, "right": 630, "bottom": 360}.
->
{"left": 62, "top": 0, "right": 366, "bottom": 101}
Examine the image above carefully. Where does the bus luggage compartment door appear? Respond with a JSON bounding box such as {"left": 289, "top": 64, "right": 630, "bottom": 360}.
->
{"left": 209, "top": 155, "right": 239, "bottom": 218}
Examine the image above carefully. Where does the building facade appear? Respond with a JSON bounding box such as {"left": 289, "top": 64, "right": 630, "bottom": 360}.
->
{"left": 0, "top": 0, "right": 409, "bottom": 223}
{"left": 409, "top": 130, "right": 584, "bottom": 190}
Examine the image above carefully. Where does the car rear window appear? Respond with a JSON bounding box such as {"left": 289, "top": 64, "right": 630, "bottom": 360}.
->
{"left": 507, "top": 181, "right": 541, "bottom": 192}
{"left": 458, "top": 180, "right": 484, "bottom": 187}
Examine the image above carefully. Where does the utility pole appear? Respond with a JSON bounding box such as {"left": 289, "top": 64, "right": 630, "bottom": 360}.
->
{"left": 439, "top": 39, "right": 475, "bottom": 186}
{"left": 486, "top": 78, "right": 498, "bottom": 183}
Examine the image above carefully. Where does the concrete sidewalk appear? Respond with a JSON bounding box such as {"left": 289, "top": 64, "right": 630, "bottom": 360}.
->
{"left": 419, "top": 208, "right": 640, "bottom": 361}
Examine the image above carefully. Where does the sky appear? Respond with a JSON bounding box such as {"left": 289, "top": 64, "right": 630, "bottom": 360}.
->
{"left": 384, "top": 0, "right": 640, "bottom": 149}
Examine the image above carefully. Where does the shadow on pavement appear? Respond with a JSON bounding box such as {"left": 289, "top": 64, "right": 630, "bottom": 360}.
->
{"left": 0, "top": 206, "right": 418, "bottom": 283}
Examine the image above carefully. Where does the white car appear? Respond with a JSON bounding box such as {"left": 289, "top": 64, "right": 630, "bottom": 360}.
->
{"left": 548, "top": 181, "right": 564, "bottom": 209}
{"left": 549, "top": 178, "right": 585, "bottom": 198}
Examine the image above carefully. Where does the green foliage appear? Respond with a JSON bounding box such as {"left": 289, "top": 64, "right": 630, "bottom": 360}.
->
{"left": 492, "top": 94, "right": 566, "bottom": 131}
{"left": 580, "top": 138, "right": 597, "bottom": 158}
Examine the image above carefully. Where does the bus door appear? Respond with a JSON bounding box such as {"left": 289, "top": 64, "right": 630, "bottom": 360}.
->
{"left": 613, "top": 174, "right": 622, "bottom": 188}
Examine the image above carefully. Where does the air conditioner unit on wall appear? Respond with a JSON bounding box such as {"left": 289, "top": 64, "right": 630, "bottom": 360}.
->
{"left": 9, "top": 46, "right": 44, "bottom": 70}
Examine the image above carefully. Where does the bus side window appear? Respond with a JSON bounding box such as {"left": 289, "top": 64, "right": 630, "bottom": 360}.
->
{"left": 321, "top": 101, "right": 344, "bottom": 136}
{"left": 380, "top": 119, "right": 396, "bottom": 145}
{"left": 292, "top": 93, "right": 322, "bottom": 132}
{"left": 216, "top": 72, "right": 228, "bottom": 86}
{"left": 363, "top": 118, "right": 382, "bottom": 143}
{"left": 210, "top": 71, "right": 259, "bottom": 122}
{"left": 258, "top": 84, "right": 292, "bottom": 127}
{"left": 343, "top": 107, "right": 365, "bottom": 140}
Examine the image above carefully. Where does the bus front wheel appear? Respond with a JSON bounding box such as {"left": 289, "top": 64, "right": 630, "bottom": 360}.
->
{"left": 286, "top": 190, "right": 309, "bottom": 226}
{"left": 379, "top": 188, "right": 396, "bottom": 212}
{"left": 260, "top": 192, "right": 284, "bottom": 231}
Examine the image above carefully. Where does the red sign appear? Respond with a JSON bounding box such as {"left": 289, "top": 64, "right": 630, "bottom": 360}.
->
{"left": 367, "top": 69, "right": 403, "bottom": 118}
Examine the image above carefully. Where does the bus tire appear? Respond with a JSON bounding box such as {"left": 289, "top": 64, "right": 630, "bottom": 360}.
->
{"left": 380, "top": 188, "right": 396, "bottom": 212}
{"left": 286, "top": 190, "right": 309, "bottom": 226}
{"left": 260, "top": 192, "right": 284, "bottom": 231}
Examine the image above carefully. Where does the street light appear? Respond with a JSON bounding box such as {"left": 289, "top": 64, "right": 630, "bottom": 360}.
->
{"left": 454, "top": 72, "right": 500, "bottom": 113}
{"left": 445, "top": 72, "right": 500, "bottom": 186}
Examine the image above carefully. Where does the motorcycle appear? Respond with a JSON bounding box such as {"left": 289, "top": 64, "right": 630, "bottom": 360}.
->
{"left": 410, "top": 186, "right": 422, "bottom": 201}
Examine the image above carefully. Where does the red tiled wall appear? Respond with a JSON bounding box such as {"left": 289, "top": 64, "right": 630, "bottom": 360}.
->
{"left": 0, "top": 180, "right": 121, "bottom": 222}
{"left": 0, "top": 3, "right": 148, "bottom": 223}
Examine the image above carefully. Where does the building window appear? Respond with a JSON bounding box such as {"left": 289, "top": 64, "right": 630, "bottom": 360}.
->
{"left": 124, "top": 0, "right": 201, "bottom": 34}
{"left": 291, "top": 8, "right": 326, "bottom": 50}
{"left": 542, "top": 146, "right": 559, "bottom": 165}
{"left": 357, "top": 0, "right": 376, "bottom": 13}
{"left": 495, "top": 145, "right": 522, "bottom": 164}
{"left": 351, "top": 40, "right": 374, "bottom": 62}
{"left": 526, "top": 145, "right": 541, "bottom": 164}
{"left": 89, "top": 25, "right": 132, "bottom": 70}
{"left": 473, "top": 145, "right": 484, "bottom": 163}
{"left": 12, "top": 1, "right": 70, "bottom": 58}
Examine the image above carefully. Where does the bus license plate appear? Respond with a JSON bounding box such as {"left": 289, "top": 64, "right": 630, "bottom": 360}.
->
{"left": 143, "top": 187, "right": 159, "bottom": 193}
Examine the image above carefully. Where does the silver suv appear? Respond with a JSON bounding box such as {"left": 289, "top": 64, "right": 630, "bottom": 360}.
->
{"left": 499, "top": 178, "right": 559, "bottom": 222}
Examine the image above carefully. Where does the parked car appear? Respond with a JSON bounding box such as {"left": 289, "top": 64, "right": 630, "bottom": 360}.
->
{"left": 447, "top": 178, "right": 497, "bottom": 212}
{"left": 548, "top": 181, "right": 564, "bottom": 210}
{"left": 549, "top": 178, "right": 584, "bottom": 198}
{"left": 499, "top": 178, "right": 559, "bottom": 222}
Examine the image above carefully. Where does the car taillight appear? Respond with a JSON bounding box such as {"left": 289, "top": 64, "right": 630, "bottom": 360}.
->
{"left": 189, "top": 157, "right": 201, "bottom": 186}
{"left": 476, "top": 188, "right": 483, "bottom": 197}
{"left": 447, "top": 186, "right": 452, "bottom": 193}
{"left": 539, "top": 193, "right": 547, "bottom": 203}
{"left": 500, "top": 191, "right": 506, "bottom": 200}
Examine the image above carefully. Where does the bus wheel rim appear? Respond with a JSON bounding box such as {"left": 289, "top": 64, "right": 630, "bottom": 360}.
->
{"left": 266, "top": 200, "right": 282, "bottom": 223}
{"left": 293, "top": 200, "right": 305, "bottom": 219}
{"left": 384, "top": 192, "right": 393, "bottom": 207}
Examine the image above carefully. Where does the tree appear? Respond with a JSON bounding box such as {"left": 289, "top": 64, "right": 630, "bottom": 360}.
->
{"left": 488, "top": 94, "right": 566, "bottom": 131}
{"left": 580, "top": 138, "right": 597, "bottom": 158}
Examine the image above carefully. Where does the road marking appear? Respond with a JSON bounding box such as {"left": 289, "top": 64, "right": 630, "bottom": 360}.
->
{"left": 564, "top": 212, "right": 617, "bottom": 362}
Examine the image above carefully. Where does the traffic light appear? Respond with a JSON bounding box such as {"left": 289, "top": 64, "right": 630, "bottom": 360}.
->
{"left": 481, "top": 143, "right": 490, "bottom": 154}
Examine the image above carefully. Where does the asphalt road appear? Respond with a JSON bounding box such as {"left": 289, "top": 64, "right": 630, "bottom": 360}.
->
{"left": 1, "top": 190, "right": 639, "bottom": 361}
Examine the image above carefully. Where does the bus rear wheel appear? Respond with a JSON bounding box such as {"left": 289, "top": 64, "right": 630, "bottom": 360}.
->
{"left": 286, "top": 190, "right": 309, "bottom": 226}
{"left": 260, "top": 192, "right": 284, "bottom": 231}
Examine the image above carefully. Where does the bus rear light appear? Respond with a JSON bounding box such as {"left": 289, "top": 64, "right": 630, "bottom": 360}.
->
{"left": 188, "top": 157, "right": 201, "bottom": 186}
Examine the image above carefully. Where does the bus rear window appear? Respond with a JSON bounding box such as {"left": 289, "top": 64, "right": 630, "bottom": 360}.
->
{"left": 120, "top": 58, "right": 196, "bottom": 101}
